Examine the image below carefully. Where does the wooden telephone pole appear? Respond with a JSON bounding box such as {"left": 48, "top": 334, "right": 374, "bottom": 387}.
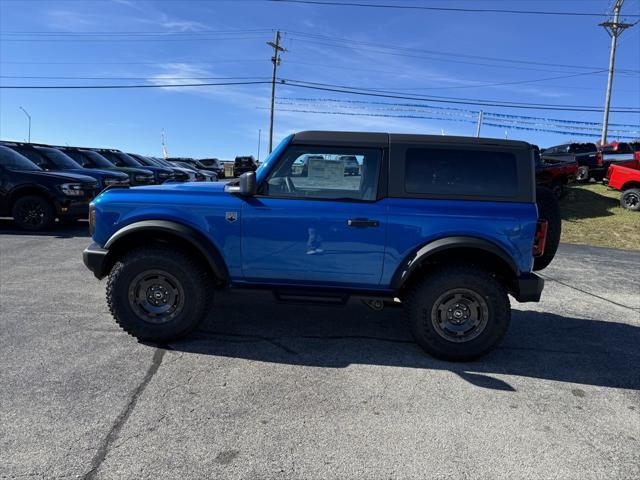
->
{"left": 267, "top": 30, "right": 286, "bottom": 154}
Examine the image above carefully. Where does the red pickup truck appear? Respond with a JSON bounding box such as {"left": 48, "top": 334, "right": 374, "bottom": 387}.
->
{"left": 534, "top": 145, "right": 578, "bottom": 199}
{"left": 605, "top": 162, "right": 640, "bottom": 211}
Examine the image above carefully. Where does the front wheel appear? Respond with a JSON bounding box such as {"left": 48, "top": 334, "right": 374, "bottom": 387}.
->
{"left": 106, "top": 246, "right": 212, "bottom": 342}
{"left": 404, "top": 265, "right": 510, "bottom": 362}
{"left": 620, "top": 189, "right": 640, "bottom": 211}
{"left": 12, "top": 195, "right": 55, "bottom": 231}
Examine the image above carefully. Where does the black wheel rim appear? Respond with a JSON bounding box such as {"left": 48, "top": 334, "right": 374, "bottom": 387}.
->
{"left": 16, "top": 200, "right": 46, "bottom": 227}
{"left": 623, "top": 192, "right": 639, "bottom": 208}
{"left": 431, "top": 288, "right": 489, "bottom": 343}
{"left": 128, "top": 270, "right": 185, "bottom": 324}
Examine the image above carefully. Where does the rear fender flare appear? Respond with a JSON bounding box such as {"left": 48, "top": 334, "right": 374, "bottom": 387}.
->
{"left": 390, "top": 236, "right": 518, "bottom": 291}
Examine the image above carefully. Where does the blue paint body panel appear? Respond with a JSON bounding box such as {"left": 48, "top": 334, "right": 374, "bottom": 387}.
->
{"left": 90, "top": 134, "right": 539, "bottom": 291}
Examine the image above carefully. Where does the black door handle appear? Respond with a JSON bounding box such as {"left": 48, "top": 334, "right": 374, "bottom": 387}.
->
{"left": 347, "top": 218, "right": 380, "bottom": 228}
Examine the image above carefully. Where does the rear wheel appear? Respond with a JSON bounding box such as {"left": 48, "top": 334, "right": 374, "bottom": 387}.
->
{"left": 533, "top": 186, "right": 561, "bottom": 271}
{"left": 106, "top": 246, "right": 211, "bottom": 342}
{"left": 405, "top": 265, "right": 510, "bottom": 362}
{"left": 620, "top": 189, "right": 640, "bottom": 211}
{"left": 551, "top": 181, "right": 564, "bottom": 200}
{"left": 12, "top": 195, "right": 55, "bottom": 231}
{"left": 576, "top": 166, "right": 590, "bottom": 182}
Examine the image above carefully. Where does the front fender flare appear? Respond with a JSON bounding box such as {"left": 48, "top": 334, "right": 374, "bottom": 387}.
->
{"left": 100, "top": 219, "right": 229, "bottom": 282}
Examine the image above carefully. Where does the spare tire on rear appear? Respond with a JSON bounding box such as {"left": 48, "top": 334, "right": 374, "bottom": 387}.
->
{"left": 533, "top": 186, "right": 561, "bottom": 271}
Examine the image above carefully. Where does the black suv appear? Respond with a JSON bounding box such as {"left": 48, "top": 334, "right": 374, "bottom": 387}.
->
{"left": 233, "top": 155, "right": 258, "bottom": 177}
{"left": 2, "top": 142, "right": 129, "bottom": 191}
{"left": 128, "top": 154, "right": 189, "bottom": 182}
{"left": 0, "top": 145, "right": 98, "bottom": 230}
{"left": 55, "top": 146, "right": 155, "bottom": 186}
{"left": 167, "top": 157, "right": 219, "bottom": 180}
{"left": 198, "top": 158, "right": 225, "bottom": 178}
{"left": 91, "top": 149, "right": 174, "bottom": 184}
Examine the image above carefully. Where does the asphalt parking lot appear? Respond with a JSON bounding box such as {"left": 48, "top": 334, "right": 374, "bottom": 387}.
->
{"left": 1, "top": 219, "right": 639, "bottom": 479}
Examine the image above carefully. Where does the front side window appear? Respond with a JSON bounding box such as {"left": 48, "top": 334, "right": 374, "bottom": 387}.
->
{"left": 263, "top": 147, "right": 381, "bottom": 201}
{"left": 39, "top": 148, "right": 82, "bottom": 169}
{"left": 0, "top": 146, "right": 42, "bottom": 171}
{"left": 404, "top": 147, "right": 518, "bottom": 198}
{"left": 13, "top": 147, "right": 51, "bottom": 169}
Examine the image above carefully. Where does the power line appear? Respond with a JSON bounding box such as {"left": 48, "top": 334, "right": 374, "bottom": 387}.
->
{"left": 0, "top": 75, "right": 271, "bottom": 81}
{"left": 269, "top": 0, "right": 640, "bottom": 17}
{"left": 284, "top": 35, "right": 640, "bottom": 76}
{"left": 279, "top": 78, "right": 640, "bottom": 111}
{"left": 265, "top": 107, "right": 639, "bottom": 139}
{"left": 276, "top": 97, "right": 640, "bottom": 128}
{"left": 0, "top": 70, "right": 609, "bottom": 90}
{"left": 0, "top": 81, "right": 272, "bottom": 89}
{"left": 283, "top": 30, "right": 640, "bottom": 74}
{"left": 1, "top": 77, "right": 638, "bottom": 113}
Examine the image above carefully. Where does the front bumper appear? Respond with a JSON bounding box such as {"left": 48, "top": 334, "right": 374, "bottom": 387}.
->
{"left": 83, "top": 242, "right": 109, "bottom": 279}
{"left": 512, "top": 272, "right": 544, "bottom": 303}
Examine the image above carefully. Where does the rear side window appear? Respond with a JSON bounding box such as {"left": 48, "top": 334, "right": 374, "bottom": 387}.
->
{"left": 404, "top": 148, "right": 518, "bottom": 198}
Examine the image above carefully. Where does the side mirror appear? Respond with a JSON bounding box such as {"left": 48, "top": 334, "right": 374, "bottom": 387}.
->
{"left": 239, "top": 171, "right": 256, "bottom": 196}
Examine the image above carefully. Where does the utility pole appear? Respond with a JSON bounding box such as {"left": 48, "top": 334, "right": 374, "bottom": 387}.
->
{"left": 267, "top": 30, "right": 286, "bottom": 154}
{"left": 161, "top": 129, "right": 168, "bottom": 159}
{"left": 600, "top": 0, "right": 633, "bottom": 145}
{"left": 475, "top": 110, "right": 484, "bottom": 138}
{"left": 257, "top": 129, "right": 262, "bottom": 162}
{"left": 19, "top": 106, "right": 31, "bottom": 142}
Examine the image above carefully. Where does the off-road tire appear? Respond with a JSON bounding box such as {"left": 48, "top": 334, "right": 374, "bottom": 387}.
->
{"left": 550, "top": 181, "right": 564, "bottom": 200}
{"left": 11, "top": 195, "right": 55, "bottom": 231}
{"left": 106, "top": 246, "right": 211, "bottom": 342}
{"left": 405, "top": 265, "right": 510, "bottom": 362}
{"left": 620, "top": 188, "right": 640, "bottom": 211}
{"left": 533, "top": 186, "right": 561, "bottom": 271}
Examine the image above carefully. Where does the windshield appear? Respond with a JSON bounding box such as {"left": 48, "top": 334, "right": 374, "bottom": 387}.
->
{"left": 101, "top": 151, "right": 142, "bottom": 167}
{"left": 83, "top": 150, "right": 115, "bottom": 168}
{"left": 256, "top": 134, "right": 293, "bottom": 184}
{"left": 38, "top": 147, "right": 82, "bottom": 169}
{"left": 175, "top": 161, "right": 197, "bottom": 171}
{"left": 152, "top": 157, "right": 174, "bottom": 168}
{"left": 0, "top": 146, "right": 42, "bottom": 171}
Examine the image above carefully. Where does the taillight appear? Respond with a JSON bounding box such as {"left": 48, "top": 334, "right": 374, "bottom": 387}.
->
{"left": 533, "top": 220, "right": 548, "bottom": 257}
{"left": 596, "top": 152, "right": 603, "bottom": 167}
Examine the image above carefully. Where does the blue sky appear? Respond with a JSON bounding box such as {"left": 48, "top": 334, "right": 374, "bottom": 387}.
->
{"left": 0, "top": 0, "right": 639, "bottom": 159}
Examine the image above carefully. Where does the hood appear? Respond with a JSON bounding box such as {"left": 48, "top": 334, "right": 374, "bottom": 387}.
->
{"left": 65, "top": 168, "right": 129, "bottom": 180}
{"left": 110, "top": 166, "right": 155, "bottom": 176}
{"left": 103, "top": 180, "right": 227, "bottom": 197}
{"left": 18, "top": 169, "right": 98, "bottom": 184}
{"left": 137, "top": 165, "right": 173, "bottom": 174}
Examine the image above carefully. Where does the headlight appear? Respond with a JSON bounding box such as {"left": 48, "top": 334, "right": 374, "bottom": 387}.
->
{"left": 59, "top": 183, "right": 86, "bottom": 196}
{"left": 88, "top": 203, "right": 96, "bottom": 235}
{"left": 134, "top": 174, "right": 151, "bottom": 182}
{"left": 104, "top": 178, "right": 129, "bottom": 186}
{"left": 158, "top": 172, "right": 171, "bottom": 179}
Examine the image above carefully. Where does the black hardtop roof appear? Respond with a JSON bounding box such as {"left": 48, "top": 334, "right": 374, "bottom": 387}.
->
{"left": 291, "top": 131, "right": 531, "bottom": 149}
{"left": 0, "top": 141, "right": 69, "bottom": 153}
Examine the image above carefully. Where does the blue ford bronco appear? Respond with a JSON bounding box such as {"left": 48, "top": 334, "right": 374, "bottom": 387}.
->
{"left": 83, "top": 131, "right": 559, "bottom": 361}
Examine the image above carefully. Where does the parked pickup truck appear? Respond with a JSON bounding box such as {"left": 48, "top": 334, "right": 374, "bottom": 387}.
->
{"left": 599, "top": 142, "right": 637, "bottom": 172}
{"left": 541, "top": 143, "right": 601, "bottom": 182}
{"left": 534, "top": 145, "right": 577, "bottom": 199}
{"left": 83, "top": 131, "right": 559, "bottom": 361}
{"left": 605, "top": 163, "right": 640, "bottom": 211}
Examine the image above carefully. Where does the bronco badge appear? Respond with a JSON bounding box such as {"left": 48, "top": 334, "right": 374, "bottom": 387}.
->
{"left": 225, "top": 211, "right": 238, "bottom": 223}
